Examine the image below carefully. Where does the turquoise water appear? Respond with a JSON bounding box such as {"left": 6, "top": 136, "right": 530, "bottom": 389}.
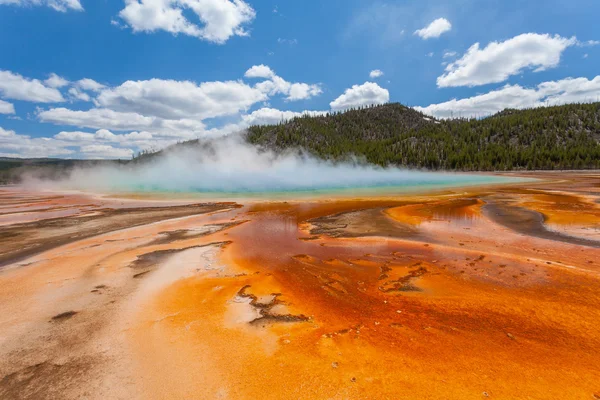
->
{"left": 113, "top": 173, "right": 530, "bottom": 199}
{"left": 63, "top": 139, "right": 533, "bottom": 198}
{"left": 63, "top": 151, "right": 532, "bottom": 198}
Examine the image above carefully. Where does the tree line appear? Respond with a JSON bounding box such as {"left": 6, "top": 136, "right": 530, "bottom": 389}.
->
{"left": 246, "top": 102, "right": 600, "bottom": 171}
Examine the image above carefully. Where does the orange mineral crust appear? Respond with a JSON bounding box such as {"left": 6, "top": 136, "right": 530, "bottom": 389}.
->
{"left": 0, "top": 172, "right": 599, "bottom": 400}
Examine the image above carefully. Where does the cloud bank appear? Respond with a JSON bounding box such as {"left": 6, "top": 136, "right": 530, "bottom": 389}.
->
{"left": 437, "top": 33, "right": 577, "bottom": 87}
{"left": 0, "top": 64, "right": 329, "bottom": 159}
{"left": 416, "top": 75, "right": 600, "bottom": 118}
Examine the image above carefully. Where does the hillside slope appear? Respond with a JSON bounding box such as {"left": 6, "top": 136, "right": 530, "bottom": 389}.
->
{"left": 247, "top": 103, "right": 600, "bottom": 170}
{"left": 2, "top": 102, "right": 600, "bottom": 184}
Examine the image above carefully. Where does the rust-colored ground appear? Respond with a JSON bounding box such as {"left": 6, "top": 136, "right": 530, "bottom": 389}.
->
{"left": 0, "top": 172, "right": 599, "bottom": 399}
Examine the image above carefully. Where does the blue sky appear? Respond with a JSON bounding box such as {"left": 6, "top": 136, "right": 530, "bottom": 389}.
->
{"left": 0, "top": 0, "right": 599, "bottom": 159}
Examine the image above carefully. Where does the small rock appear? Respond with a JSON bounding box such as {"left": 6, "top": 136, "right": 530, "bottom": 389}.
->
{"left": 351, "top": 377, "right": 356, "bottom": 383}
{"left": 331, "top": 362, "right": 339, "bottom": 368}
{"left": 482, "top": 392, "right": 489, "bottom": 397}
{"left": 396, "top": 310, "right": 402, "bottom": 314}
{"left": 506, "top": 332, "right": 515, "bottom": 340}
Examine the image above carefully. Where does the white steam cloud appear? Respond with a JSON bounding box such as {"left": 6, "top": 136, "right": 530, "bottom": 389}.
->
{"left": 28, "top": 135, "right": 512, "bottom": 194}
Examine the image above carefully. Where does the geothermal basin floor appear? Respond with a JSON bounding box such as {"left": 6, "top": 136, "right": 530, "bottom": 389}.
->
{"left": 0, "top": 171, "right": 599, "bottom": 399}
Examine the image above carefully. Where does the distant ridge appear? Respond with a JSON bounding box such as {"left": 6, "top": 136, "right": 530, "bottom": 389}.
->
{"left": 247, "top": 102, "right": 600, "bottom": 171}
{"left": 2, "top": 102, "right": 599, "bottom": 184}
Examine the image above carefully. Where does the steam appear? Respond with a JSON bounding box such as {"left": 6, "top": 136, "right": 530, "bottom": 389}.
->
{"left": 25, "top": 135, "right": 513, "bottom": 194}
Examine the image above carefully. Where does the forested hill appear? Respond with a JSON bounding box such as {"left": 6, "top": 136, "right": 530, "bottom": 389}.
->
{"left": 2, "top": 102, "right": 599, "bottom": 184}
{"left": 247, "top": 102, "right": 600, "bottom": 171}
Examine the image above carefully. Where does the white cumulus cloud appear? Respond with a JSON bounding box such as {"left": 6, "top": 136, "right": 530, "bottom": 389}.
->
{"left": 0, "top": 0, "right": 83, "bottom": 12}
{"left": 437, "top": 33, "right": 577, "bottom": 88}
{"left": 54, "top": 130, "right": 95, "bottom": 141}
{"left": 76, "top": 78, "right": 106, "bottom": 92}
{"left": 414, "top": 18, "right": 451, "bottom": 39}
{"left": 287, "top": 83, "right": 322, "bottom": 101}
{"left": 45, "top": 73, "right": 70, "bottom": 88}
{"left": 118, "top": 0, "right": 255, "bottom": 44}
{"left": 443, "top": 51, "right": 457, "bottom": 58}
{"left": 95, "top": 78, "right": 267, "bottom": 120}
{"left": 330, "top": 82, "right": 389, "bottom": 111}
{"left": 0, "top": 70, "right": 65, "bottom": 103}
{"left": 28, "top": 65, "right": 324, "bottom": 156}
{"left": 242, "top": 108, "right": 327, "bottom": 126}
{"left": 537, "top": 76, "right": 600, "bottom": 105}
{"left": 37, "top": 107, "right": 205, "bottom": 138}
{"left": 0, "top": 126, "right": 75, "bottom": 158}
{"left": 0, "top": 125, "right": 167, "bottom": 160}
{"left": 55, "top": 128, "right": 154, "bottom": 144}
{"left": 248, "top": 65, "right": 322, "bottom": 101}
{"left": 79, "top": 144, "right": 134, "bottom": 159}
{"left": 369, "top": 69, "right": 384, "bottom": 78}
{"left": 244, "top": 64, "right": 276, "bottom": 79}
{"left": 68, "top": 87, "right": 91, "bottom": 102}
{"left": 1, "top": 63, "right": 330, "bottom": 159}
{"left": 0, "top": 99, "right": 15, "bottom": 114}
{"left": 416, "top": 75, "right": 600, "bottom": 119}
{"left": 209, "top": 107, "right": 328, "bottom": 136}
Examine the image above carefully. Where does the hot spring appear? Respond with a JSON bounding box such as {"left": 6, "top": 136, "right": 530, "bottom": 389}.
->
{"left": 25, "top": 136, "right": 529, "bottom": 198}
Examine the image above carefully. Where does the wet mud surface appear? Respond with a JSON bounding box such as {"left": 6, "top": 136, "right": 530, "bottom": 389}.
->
{"left": 0, "top": 195, "right": 238, "bottom": 267}
{"left": 308, "top": 207, "right": 418, "bottom": 238}
{"left": 483, "top": 198, "right": 600, "bottom": 248}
